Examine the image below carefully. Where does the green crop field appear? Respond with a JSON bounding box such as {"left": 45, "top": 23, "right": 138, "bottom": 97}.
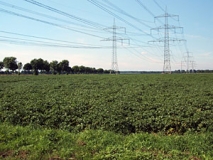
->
{"left": 0, "top": 74, "right": 213, "bottom": 159}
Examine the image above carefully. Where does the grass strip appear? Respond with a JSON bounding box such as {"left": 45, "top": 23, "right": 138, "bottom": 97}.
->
{"left": 0, "top": 123, "right": 212, "bottom": 159}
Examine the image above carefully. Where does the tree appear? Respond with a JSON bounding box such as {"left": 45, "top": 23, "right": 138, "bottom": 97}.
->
{"left": 72, "top": 65, "right": 79, "bottom": 74}
{"left": 37, "top": 58, "right": 44, "bottom": 71}
{"left": 67, "top": 66, "right": 72, "bottom": 74}
{"left": 30, "top": 59, "right": 39, "bottom": 75}
{"left": 17, "top": 62, "right": 23, "bottom": 74}
{"left": 43, "top": 60, "right": 50, "bottom": 73}
{"left": 56, "top": 63, "right": 62, "bottom": 74}
{"left": 60, "top": 60, "right": 70, "bottom": 74}
{"left": 85, "top": 67, "right": 92, "bottom": 74}
{"left": 79, "top": 65, "right": 85, "bottom": 74}
{"left": 23, "top": 63, "right": 32, "bottom": 71}
{"left": 104, "top": 70, "right": 110, "bottom": 74}
{"left": 50, "top": 60, "right": 59, "bottom": 74}
{"left": 92, "top": 68, "right": 97, "bottom": 74}
{"left": 3, "top": 57, "right": 18, "bottom": 72}
{"left": 0, "top": 61, "right": 4, "bottom": 71}
{"left": 97, "top": 68, "right": 104, "bottom": 74}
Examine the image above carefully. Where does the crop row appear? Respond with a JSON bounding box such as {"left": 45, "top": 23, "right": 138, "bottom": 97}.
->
{"left": 0, "top": 74, "right": 213, "bottom": 134}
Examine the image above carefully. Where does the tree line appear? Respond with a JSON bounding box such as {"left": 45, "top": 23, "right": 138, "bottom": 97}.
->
{"left": 0, "top": 57, "right": 111, "bottom": 75}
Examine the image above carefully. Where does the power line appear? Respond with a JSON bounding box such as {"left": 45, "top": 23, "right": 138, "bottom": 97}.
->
{"left": 153, "top": 0, "right": 165, "bottom": 13}
{"left": 0, "top": 30, "right": 105, "bottom": 47}
{"left": 21, "top": 0, "right": 161, "bottom": 62}
{"left": 135, "top": 0, "right": 163, "bottom": 25}
{"left": 87, "top": 0, "right": 153, "bottom": 37}
{"left": 0, "top": 1, "right": 96, "bottom": 30}
{"left": 0, "top": 8, "right": 105, "bottom": 39}
{"left": 101, "top": 0, "right": 163, "bottom": 52}
{"left": 0, "top": 38, "right": 106, "bottom": 48}
{"left": 24, "top": 0, "right": 106, "bottom": 29}
{"left": 87, "top": 0, "right": 164, "bottom": 64}
{"left": 0, "top": 36, "right": 110, "bottom": 49}
{"left": 135, "top": 0, "right": 154, "bottom": 17}
{"left": 0, "top": 0, "right": 193, "bottom": 71}
{"left": 102, "top": 0, "right": 153, "bottom": 27}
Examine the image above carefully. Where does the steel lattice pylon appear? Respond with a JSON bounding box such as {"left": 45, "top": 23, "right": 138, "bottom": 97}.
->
{"left": 111, "top": 20, "right": 119, "bottom": 74}
{"left": 163, "top": 11, "right": 171, "bottom": 73}
{"left": 149, "top": 8, "right": 185, "bottom": 73}
{"left": 102, "top": 19, "right": 129, "bottom": 74}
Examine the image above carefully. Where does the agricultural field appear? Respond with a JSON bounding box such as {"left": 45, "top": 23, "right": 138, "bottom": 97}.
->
{"left": 0, "top": 74, "right": 213, "bottom": 159}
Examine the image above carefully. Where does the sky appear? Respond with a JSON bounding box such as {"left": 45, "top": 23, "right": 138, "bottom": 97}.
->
{"left": 0, "top": 0, "right": 212, "bottom": 71}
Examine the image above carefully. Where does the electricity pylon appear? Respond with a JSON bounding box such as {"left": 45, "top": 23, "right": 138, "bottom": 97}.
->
{"left": 190, "top": 61, "right": 195, "bottom": 73}
{"left": 181, "top": 52, "right": 194, "bottom": 73}
{"left": 102, "top": 19, "right": 129, "bottom": 74}
{"left": 185, "top": 52, "right": 193, "bottom": 73}
{"left": 149, "top": 8, "right": 185, "bottom": 74}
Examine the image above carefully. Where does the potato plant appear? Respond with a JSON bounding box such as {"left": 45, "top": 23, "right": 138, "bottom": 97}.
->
{"left": 0, "top": 74, "right": 213, "bottom": 134}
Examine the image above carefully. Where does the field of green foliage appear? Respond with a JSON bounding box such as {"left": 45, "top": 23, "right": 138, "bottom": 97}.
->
{"left": 0, "top": 74, "right": 213, "bottom": 159}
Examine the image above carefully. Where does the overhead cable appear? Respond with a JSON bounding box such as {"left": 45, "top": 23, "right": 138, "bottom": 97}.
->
{"left": 0, "top": 8, "right": 105, "bottom": 39}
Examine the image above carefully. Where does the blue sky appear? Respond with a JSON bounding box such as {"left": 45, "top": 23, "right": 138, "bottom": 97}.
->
{"left": 0, "top": 0, "right": 212, "bottom": 71}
